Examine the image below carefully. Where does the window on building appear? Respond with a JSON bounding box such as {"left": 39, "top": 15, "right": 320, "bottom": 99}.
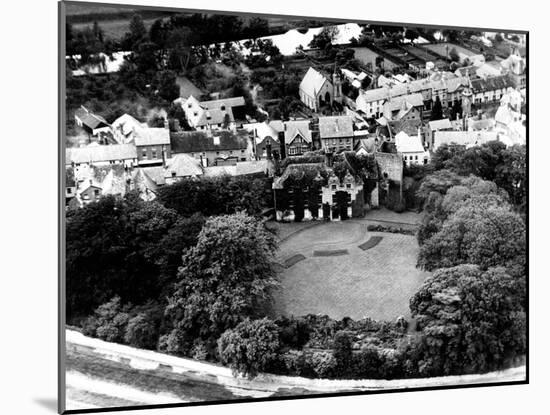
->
{"left": 142, "top": 150, "right": 147, "bottom": 158}
{"left": 346, "top": 183, "right": 351, "bottom": 189}
{"left": 152, "top": 150, "right": 157, "bottom": 159}
{"left": 82, "top": 194, "right": 89, "bottom": 200}
{"left": 67, "top": 188, "right": 72, "bottom": 194}
{"left": 241, "top": 149, "right": 245, "bottom": 153}
{"left": 94, "top": 189, "right": 99, "bottom": 196}
{"left": 415, "top": 155, "right": 418, "bottom": 160}
{"left": 331, "top": 185, "right": 337, "bottom": 190}
{"left": 171, "top": 171, "right": 176, "bottom": 178}
{"left": 221, "top": 105, "right": 226, "bottom": 111}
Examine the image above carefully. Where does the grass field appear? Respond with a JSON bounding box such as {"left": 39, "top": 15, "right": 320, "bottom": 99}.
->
{"left": 272, "top": 221, "right": 430, "bottom": 321}
{"left": 421, "top": 43, "right": 477, "bottom": 58}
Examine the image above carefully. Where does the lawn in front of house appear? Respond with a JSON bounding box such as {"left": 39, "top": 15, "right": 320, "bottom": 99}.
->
{"left": 271, "top": 220, "right": 430, "bottom": 321}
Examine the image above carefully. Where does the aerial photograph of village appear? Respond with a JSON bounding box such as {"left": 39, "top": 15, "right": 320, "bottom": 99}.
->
{"left": 62, "top": 1, "right": 527, "bottom": 412}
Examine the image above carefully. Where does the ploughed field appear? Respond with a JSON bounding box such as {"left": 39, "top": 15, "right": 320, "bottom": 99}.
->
{"left": 271, "top": 221, "right": 430, "bottom": 321}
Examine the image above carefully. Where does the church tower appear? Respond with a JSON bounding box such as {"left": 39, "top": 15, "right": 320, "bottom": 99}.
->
{"left": 332, "top": 71, "right": 343, "bottom": 104}
{"left": 461, "top": 85, "right": 473, "bottom": 130}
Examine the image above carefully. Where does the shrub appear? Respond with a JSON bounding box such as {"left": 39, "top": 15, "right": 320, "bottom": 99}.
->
{"left": 124, "top": 312, "right": 159, "bottom": 349}
{"left": 307, "top": 351, "right": 338, "bottom": 378}
{"left": 218, "top": 318, "right": 281, "bottom": 378}
{"left": 87, "top": 296, "right": 131, "bottom": 343}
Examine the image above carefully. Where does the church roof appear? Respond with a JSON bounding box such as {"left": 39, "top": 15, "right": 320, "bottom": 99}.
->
{"left": 300, "top": 67, "right": 331, "bottom": 98}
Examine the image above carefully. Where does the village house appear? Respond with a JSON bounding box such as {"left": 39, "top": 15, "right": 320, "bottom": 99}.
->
{"left": 356, "top": 75, "right": 469, "bottom": 118}
{"left": 381, "top": 93, "right": 424, "bottom": 123}
{"left": 500, "top": 48, "right": 526, "bottom": 89}
{"left": 74, "top": 106, "right": 111, "bottom": 137}
{"left": 394, "top": 131, "right": 430, "bottom": 166}
{"left": 204, "top": 160, "right": 272, "bottom": 178}
{"left": 469, "top": 75, "right": 515, "bottom": 105}
{"left": 163, "top": 154, "right": 204, "bottom": 185}
{"left": 318, "top": 115, "right": 355, "bottom": 152}
{"left": 111, "top": 114, "right": 146, "bottom": 144}
{"left": 179, "top": 95, "right": 245, "bottom": 131}
{"left": 299, "top": 67, "right": 343, "bottom": 112}
{"left": 66, "top": 143, "right": 138, "bottom": 169}
{"left": 243, "top": 120, "right": 284, "bottom": 159}
{"left": 425, "top": 118, "right": 453, "bottom": 148}
{"left": 284, "top": 120, "right": 313, "bottom": 156}
{"left": 134, "top": 127, "right": 171, "bottom": 167}
{"left": 170, "top": 130, "right": 251, "bottom": 167}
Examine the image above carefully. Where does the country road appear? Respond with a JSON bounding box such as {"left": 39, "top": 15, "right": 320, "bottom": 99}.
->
{"left": 64, "top": 330, "right": 526, "bottom": 411}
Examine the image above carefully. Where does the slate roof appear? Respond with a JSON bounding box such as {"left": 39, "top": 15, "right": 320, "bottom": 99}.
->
{"left": 318, "top": 116, "right": 354, "bottom": 139}
{"left": 176, "top": 76, "right": 204, "bottom": 99}
{"left": 200, "top": 96, "right": 245, "bottom": 110}
{"left": 66, "top": 144, "right": 137, "bottom": 164}
{"left": 470, "top": 75, "right": 514, "bottom": 94}
{"left": 164, "top": 154, "right": 204, "bottom": 178}
{"left": 131, "top": 168, "right": 158, "bottom": 195}
{"left": 111, "top": 114, "right": 144, "bottom": 137}
{"left": 170, "top": 131, "right": 249, "bottom": 153}
{"left": 386, "top": 93, "right": 424, "bottom": 110}
{"left": 244, "top": 121, "right": 284, "bottom": 144}
{"left": 195, "top": 108, "right": 235, "bottom": 127}
{"left": 272, "top": 163, "right": 327, "bottom": 189}
{"left": 284, "top": 120, "right": 312, "bottom": 144}
{"left": 134, "top": 127, "right": 170, "bottom": 146}
{"left": 74, "top": 106, "right": 109, "bottom": 130}
{"left": 395, "top": 131, "right": 425, "bottom": 153}
{"left": 300, "top": 67, "right": 330, "bottom": 98}
{"left": 428, "top": 118, "right": 453, "bottom": 131}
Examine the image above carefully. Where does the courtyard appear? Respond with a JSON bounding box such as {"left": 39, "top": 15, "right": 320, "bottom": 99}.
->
{"left": 271, "top": 218, "right": 430, "bottom": 321}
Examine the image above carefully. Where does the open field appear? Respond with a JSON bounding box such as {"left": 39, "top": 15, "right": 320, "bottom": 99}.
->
{"left": 272, "top": 220, "right": 430, "bottom": 321}
{"left": 421, "top": 42, "right": 477, "bottom": 58}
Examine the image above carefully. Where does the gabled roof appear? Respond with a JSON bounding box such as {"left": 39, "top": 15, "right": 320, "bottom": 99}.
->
{"left": 318, "top": 115, "right": 354, "bottom": 139}
{"left": 170, "top": 130, "right": 249, "bottom": 153}
{"left": 284, "top": 120, "right": 312, "bottom": 144}
{"left": 134, "top": 127, "right": 170, "bottom": 146}
{"left": 176, "top": 76, "right": 204, "bottom": 99}
{"left": 66, "top": 144, "right": 137, "bottom": 164}
{"left": 395, "top": 131, "right": 425, "bottom": 154}
{"left": 428, "top": 118, "right": 453, "bottom": 131}
{"left": 385, "top": 93, "right": 424, "bottom": 110}
{"left": 74, "top": 106, "right": 109, "bottom": 130}
{"left": 111, "top": 114, "right": 144, "bottom": 137}
{"left": 300, "top": 67, "right": 330, "bottom": 98}
{"left": 131, "top": 168, "right": 158, "bottom": 195}
{"left": 244, "top": 121, "right": 283, "bottom": 144}
{"left": 164, "top": 154, "right": 203, "bottom": 178}
{"left": 354, "top": 136, "right": 377, "bottom": 154}
{"left": 101, "top": 168, "right": 128, "bottom": 196}
{"left": 200, "top": 96, "right": 245, "bottom": 110}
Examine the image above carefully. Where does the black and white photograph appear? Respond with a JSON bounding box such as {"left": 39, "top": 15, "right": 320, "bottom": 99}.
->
{"left": 59, "top": 0, "right": 527, "bottom": 413}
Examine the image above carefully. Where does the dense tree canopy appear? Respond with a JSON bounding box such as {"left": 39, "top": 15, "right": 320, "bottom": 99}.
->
{"left": 417, "top": 195, "right": 526, "bottom": 273}
{"left": 218, "top": 318, "right": 281, "bottom": 378}
{"left": 163, "top": 213, "right": 278, "bottom": 355}
{"left": 410, "top": 265, "right": 526, "bottom": 376}
{"left": 66, "top": 195, "right": 202, "bottom": 320}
